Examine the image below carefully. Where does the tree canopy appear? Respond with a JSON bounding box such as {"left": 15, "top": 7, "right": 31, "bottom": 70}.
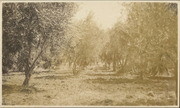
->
{"left": 3, "top": 2, "right": 77, "bottom": 86}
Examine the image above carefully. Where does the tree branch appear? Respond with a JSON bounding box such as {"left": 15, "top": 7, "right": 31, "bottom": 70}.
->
{"left": 29, "top": 34, "right": 48, "bottom": 73}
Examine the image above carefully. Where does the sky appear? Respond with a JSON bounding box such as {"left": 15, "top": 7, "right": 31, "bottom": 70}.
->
{"left": 73, "top": 2, "right": 128, "bottom": 30}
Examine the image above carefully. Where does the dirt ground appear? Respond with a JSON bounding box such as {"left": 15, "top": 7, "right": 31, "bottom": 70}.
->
{"left": 2, "top": 65, "right": 177, "bottom": 106}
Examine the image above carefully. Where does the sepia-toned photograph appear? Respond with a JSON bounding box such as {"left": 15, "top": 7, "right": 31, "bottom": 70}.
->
{"left": 1, "top": 0, "right": 179, "bottom": 107}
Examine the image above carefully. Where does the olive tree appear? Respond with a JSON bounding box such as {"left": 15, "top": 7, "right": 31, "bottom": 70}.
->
{"left": 2, "top": 2, "right": 77, "bottom": 86}
{"left": 64, "top": 12, "right": 104, "bottom": 75}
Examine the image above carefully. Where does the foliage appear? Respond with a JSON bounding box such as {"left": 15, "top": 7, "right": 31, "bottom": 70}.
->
{"left": 100, "top": 3, "right": 177, "bottom": 78}
{"left": 3, "top": 2, "right": 177, "bottom": 86}
{"left": 64, "top": 12, "right": 104, "bottom": 74}
{"left": 3, "top": 2, "right": 77, "bottom": 86}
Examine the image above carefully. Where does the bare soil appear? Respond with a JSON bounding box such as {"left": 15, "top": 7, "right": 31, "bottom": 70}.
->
{"left": 2, "top": 65, "right": 177, "bottom": 106}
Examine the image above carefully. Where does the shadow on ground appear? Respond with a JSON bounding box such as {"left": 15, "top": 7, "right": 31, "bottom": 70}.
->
{"left": 85, "top": 77, "right": 174, "bottom": 85}
{"left": 2, "top": 84, "right": 45, "bottom": 95}
{"left": 86, "top": 73, "right": 116, "bottom": 77}
{"left": 86, "top": 77, "right": 145, "bottom": 84}
{"left": 34, "top": 75, "right": 74, "bottom": 80}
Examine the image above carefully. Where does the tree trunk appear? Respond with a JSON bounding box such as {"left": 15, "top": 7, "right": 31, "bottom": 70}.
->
{"left": 113, "top": 53, "right": 116, "bottom": 71}
{"left": 2, "top": 67, "right": 8, "bottom": 74}
{"left": 73, "top": 62, "right": 77, "bottom": 75}
{"left": 108, "top": 63, "right": 111, "bottom": 70}
{"left": 113, "top": 61, "right": 116, "bottom": 71}
{"left": 22, "top": 70, "right": 31, "bottom": 86}
{"left": 139, "top": 71, "right": 143, "bottom": 80}
{"left": 105, "top": 62, "right": 107, "bottom": 69}
{"left": 69, "top": 61, "right": 72, "bottom": 67}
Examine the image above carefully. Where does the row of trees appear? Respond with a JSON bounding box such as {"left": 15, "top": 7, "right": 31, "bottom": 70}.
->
{"left": 63, "top": 13, "right": 105, "bottom": 75}
{"left": 100, "top": 3, "right": 177, "bottom": 79}
{"left": 99, "top": 2, "right": 178, "bottom": 102}
{"left": 3, "top": 2, "right": 177, "bottom": 90}
{"left": 3, "top": 3, "right": 106, "bottom": 86}
{"left": 101, "top": 3, "right": 178, "bottom": 102}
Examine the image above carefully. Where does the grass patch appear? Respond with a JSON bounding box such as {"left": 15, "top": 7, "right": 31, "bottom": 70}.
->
{"left": 2, "top": 84, "right": 22, "bottom": 95}
{"left": 91, "top": 99, "right": 114, "bottom": 106}
{"left": 86, "top": 73, "right": 116, "bottom": 77}
{"left": 34, "top": 75, "right": 74, "bottom": 80}
{"left": 115, "top": 98, "right": 176, "bottom": 106}
{"left": 90, "top": 98, "right": 175, "bottom": 106}
{"left": 2, "top": 84, "right": 44, "bottom": 95}
{"left": 85, "top": 77, "right": 158, "bottom": 84}
{"left": 148, "top": 76, "right": 175, "bottom": 80}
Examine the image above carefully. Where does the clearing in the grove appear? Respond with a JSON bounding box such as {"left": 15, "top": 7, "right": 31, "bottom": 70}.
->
{"left": 2, "top": 65, "right": 176, "bottom": 106}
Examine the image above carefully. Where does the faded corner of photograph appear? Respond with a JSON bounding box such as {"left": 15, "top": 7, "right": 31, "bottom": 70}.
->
{"left": 1, "top": 1, "right": 178, "bottom": 107}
